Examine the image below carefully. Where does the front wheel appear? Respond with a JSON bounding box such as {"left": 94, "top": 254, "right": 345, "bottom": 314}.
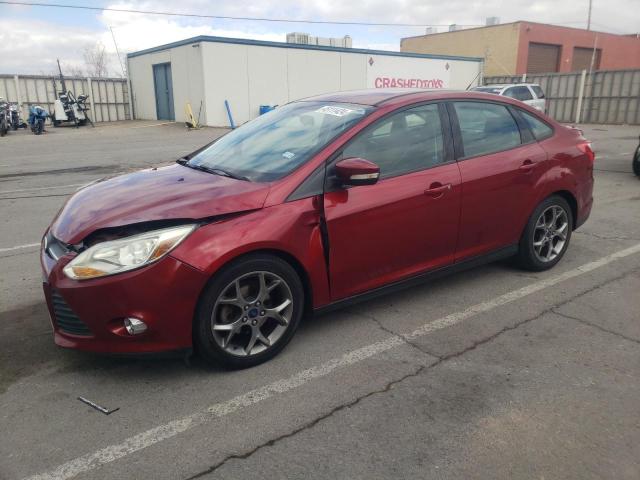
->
{"left": 194, "top": 254, "right": 304, "bottom": 369}
{"left": 633, "top": 144, "right": 640, "bottom": 177}
{"left": 516, "top": 195, "right": 573, "bottom": 271}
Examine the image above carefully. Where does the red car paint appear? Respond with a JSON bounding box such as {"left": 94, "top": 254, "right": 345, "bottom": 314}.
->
{"left": 41, "top": 89, "right": 594, "bottom": 354}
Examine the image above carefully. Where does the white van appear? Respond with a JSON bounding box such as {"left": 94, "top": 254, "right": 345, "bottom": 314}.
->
{"left": 471, "top": 83, "right": 547, "bottom": 113}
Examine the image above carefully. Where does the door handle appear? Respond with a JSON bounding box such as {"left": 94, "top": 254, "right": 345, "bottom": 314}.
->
{"left": 519, "top": 159, "right": 536, "bottom": 172}
{"left": 424, "top": 183, "right": 452, "bottom": 198}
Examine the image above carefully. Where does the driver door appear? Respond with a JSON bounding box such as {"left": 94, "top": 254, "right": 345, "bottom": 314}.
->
{"left": 323, "top": 103, "right": 462, "bottom": 301}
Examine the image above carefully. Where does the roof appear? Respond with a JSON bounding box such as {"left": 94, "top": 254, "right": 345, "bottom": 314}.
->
{"left": 401, "top": 20, "right": 634, "bottom": 42}
{"left": 127, "top": 35, "right": 483, "bottom": 62}
{"left": 295, "top": 88, "right": 532, "bottom": 107}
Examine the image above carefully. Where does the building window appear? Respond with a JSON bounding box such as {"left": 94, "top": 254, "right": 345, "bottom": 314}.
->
{"left": 572, "top": 47, "right": 601, "bottom": 71}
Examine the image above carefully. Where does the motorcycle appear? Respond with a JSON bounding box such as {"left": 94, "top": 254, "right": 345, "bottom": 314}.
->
{"left": 28, "top": 105, "right": 48, "bottom": 135}
{"left": 633, "top": 135, "right": 640, "bottom": 177}
{"left": 9, "top": 103, "right": 23, "bottom": 130}
{"left": 0, "top": 98, "right": 10, "bottom": 137}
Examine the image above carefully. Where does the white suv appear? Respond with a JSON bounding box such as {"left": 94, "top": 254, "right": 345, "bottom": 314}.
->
{"left": 471, "top": 83, "right": 547, "bottom": 113}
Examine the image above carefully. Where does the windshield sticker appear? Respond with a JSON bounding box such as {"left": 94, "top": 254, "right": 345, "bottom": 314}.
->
{"left": 315, "top": 105, "right": 356, "bottom": 117}
{"left": 282, "top": 151, "right": 295, "bottom": 159}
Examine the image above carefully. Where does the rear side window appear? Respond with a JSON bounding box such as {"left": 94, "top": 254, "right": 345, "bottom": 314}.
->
{"left": 519, "top": 110, "right": 553, "bottom": 140}
{"left": 343, "top": 103, "right": 444, "bottom": 178}
{"left": 453, "top": 102, "right": 521, "bottom": 158}
{"left": 531, "top": 85, "right": 545, "bottom": 99}
{"left": 503, "top": 86, "right": 533, "bottom": 101}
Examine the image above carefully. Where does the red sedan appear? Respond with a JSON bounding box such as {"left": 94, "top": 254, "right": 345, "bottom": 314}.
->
{"left": 41, "top": 89, "right": 594, "bottom": 368}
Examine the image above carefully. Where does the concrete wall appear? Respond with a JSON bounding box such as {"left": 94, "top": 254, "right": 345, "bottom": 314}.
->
{"left": 0, "top": 74, "right": 130, "bottom": 123}
{"left": 401, "top": 23, "right": 521, "bottom": 77}
{"left": 128, "top": 43, "right": 205, "bottom": 123}
{"left": 516, "top": 22, "right": 640, "bottom": 74}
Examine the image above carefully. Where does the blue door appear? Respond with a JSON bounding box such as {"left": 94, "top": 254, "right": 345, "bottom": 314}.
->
{"left": 153, "top": 63, "right": 175, "bottom": 121}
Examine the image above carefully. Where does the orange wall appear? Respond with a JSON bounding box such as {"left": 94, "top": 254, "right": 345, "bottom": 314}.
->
{"left": 516, "top": 22, "right": 640, "bottom": 73}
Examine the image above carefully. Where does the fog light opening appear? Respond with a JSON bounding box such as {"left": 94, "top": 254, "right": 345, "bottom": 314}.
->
{"left": 124, "top": 318, "right": 147, "bottom": 335}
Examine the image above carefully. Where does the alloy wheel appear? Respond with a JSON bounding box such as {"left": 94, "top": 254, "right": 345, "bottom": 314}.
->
{"left": 211, "top": 271, "right": 293, "bottom": 356}
{"left": 532, "top": 205, "right": 569, "bottom": 263}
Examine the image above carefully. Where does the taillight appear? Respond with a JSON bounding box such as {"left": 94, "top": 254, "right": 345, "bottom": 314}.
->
{"left": 577, "top": 141, "right": 595, "bottom": 166}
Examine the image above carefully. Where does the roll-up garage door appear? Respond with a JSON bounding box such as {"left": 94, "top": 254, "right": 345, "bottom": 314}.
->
{"left": 572, "top": 47, "right": 601, "bottom": 71}
{"left": 527, "top": 43, "right": 560, "bottom": 73}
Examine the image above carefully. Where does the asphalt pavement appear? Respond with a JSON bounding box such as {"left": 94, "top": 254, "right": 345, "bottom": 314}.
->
{"left": 0, "top": 121, "right": 639, "bottom": 480}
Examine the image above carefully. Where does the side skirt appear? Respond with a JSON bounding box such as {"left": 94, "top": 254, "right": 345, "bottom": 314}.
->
{"left": 314, "top": 245, "right": 518, "bottom": 315}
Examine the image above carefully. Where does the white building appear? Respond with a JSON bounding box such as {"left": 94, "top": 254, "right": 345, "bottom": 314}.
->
{"left": 127, "top": 35, "right": 483, "bottom": 127}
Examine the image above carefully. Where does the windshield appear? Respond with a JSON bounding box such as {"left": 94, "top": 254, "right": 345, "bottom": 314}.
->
{"left": 187, "top": 101, "right": 373, "bottom": 182}
{"left": 471, "top": 86, "right": 503, "bottom": 94}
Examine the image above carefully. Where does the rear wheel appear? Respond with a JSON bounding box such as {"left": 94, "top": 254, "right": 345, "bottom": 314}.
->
{"left": 194, "top": 254, "right": 304, "bottom": 368}
{"left": 517, "top": 195, "right": 573, "bottom": 271}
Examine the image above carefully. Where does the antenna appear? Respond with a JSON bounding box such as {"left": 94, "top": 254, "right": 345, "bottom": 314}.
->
{"left": 110, "top": 26, "right": 126, "bottom": 77}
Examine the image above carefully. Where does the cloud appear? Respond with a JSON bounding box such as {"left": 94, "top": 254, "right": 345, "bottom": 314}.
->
{"left": 1, "top": 0, "right": 638, "bottom": 75}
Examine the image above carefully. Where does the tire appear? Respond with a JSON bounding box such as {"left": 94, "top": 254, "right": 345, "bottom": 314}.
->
{"left": 194, "top": 253, "right": 304, "bottom": 369}
{"left": 633, "top": 146, "right": 640, "bottom": 177}
{"left": 0, "top": 120, "right": 7, "bottom": 137}
{"left": 516, "top": 195, "right": 573, "bottom": 271}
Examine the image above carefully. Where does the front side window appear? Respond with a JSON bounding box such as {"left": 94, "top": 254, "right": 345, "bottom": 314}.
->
{"left": 453, "top": 102, "right": 522, "bottom": 158}
{"left": 520, "top": 110, "right": 553, "bottom": 140}
{"left": 342, "top": 103, "right": 445, "bottom": 178}
{"left": 503, "top": 86, "right": 533, "bottom": 101}
{"left": 188, "top": 101, "right": 373, "bottom": 182}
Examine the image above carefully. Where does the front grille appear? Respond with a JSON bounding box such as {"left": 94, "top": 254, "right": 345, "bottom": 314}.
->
{"left": 50, "top": 290, "right": 92, "bottom": 336}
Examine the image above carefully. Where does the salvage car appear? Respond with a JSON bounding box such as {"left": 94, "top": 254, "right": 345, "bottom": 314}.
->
{"left": 41, "top": 89, "right": 594, "bottom": 368}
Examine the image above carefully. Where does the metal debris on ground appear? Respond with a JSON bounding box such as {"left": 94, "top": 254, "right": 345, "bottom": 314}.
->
{"left": 77, "top": 396, "right": 120, "bottom": 415}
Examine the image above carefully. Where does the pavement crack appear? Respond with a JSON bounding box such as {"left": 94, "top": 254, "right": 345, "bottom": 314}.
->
{"left": 352, "top": 310, "right": 442, "bottom": 359}
{"left": 183, "top": 363, "right": 428, "bottom": 480}
{"left": 551, "top": 308, "right": 640, "bottom": 345}
{"left": 184, "top": 266, "right": 640, "bottom": 479}
{"left": 574, "top": 231, "right": 640, "bottom": 242}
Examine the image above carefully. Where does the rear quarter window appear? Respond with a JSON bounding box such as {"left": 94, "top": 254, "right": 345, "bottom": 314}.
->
{"left": 531, "top": 86, "right": 545, "bottom": 99}
{"left": 519, "top": 110, "right": 554, "bottom": 140}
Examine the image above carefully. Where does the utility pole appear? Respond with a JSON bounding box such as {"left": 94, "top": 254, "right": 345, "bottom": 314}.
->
{"left": 587, "top": 0, "right": 592, "bottom": 30}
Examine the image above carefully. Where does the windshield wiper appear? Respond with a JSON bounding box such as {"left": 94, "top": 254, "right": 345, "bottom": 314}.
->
{"left": 179, "top": 161, "right": 250, "bottom": 181}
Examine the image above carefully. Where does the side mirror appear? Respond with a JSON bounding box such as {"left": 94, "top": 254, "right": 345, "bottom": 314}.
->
{"left": 335, "top": 157, "right": 380, "bottom": 186}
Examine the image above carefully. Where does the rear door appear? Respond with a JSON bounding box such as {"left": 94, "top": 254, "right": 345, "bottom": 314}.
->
{"left": 323, "top": 103, "right": 461, "bottom": 300}
{"left": 449, "top": 100, "right": 548, "bottom": 261}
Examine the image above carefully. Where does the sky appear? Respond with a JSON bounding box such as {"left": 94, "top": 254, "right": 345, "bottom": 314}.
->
{"left": 0, "top": 0, "right": 638, "bottom": 76}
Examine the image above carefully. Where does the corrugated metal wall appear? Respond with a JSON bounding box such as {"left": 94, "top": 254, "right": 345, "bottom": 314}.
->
{"left": 0, "top": 74, "right": 131, "bottom": 123}
{"left": 484, "top": 69, "right": 640, "bottom": 125}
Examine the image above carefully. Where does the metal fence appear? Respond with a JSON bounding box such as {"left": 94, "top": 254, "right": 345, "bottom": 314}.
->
{"left": 0, "top": 74, "right": 131, "bottom": 123}
{"left": 484, "top": 69, "right": 640, "bottom": 125}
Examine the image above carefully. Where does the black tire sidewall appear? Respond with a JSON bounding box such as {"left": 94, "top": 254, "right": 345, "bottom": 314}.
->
{"left": 633, "top": 147, "right": 640, "bottom": 176}
{"left": 519, "top": 195, "right": 573, "bottom": 271}
{"left": 194, "top": 254, "right": 304, "bottom": 369}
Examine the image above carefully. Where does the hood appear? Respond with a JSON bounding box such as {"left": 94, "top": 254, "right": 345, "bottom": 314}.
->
{"left": 50, "top": 164, "right": 270, "bottom": 244}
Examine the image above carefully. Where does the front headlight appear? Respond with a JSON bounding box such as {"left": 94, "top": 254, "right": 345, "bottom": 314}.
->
{"left": 63, "top": 224, "right": 196, "bottom": 280}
